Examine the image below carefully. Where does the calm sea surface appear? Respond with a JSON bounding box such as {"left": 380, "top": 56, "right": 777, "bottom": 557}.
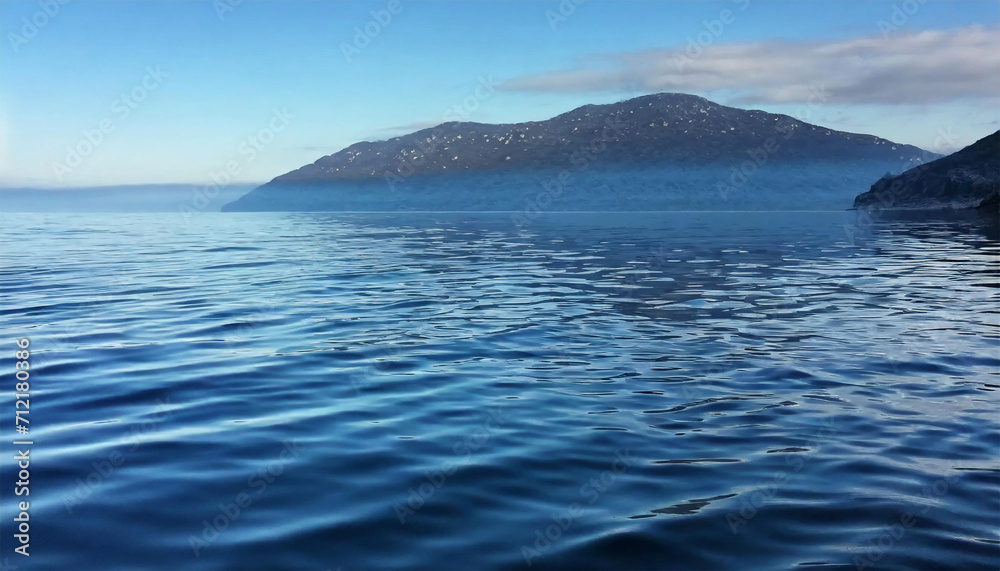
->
{"left": 1, "top": 211, "right": 998, "bottom": 570}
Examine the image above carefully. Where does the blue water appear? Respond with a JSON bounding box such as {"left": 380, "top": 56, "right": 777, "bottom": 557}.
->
{"left": 1, "top": 211, "right": 998, "bottom": 570}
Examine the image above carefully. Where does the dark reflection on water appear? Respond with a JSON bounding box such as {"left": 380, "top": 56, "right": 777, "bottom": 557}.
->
{"left": 1, "top": 211, "right": 997, "bottom": 570}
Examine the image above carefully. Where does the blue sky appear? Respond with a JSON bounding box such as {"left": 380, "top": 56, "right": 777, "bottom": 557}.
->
{"left": 1, "top": 0, "right": 997, "bottom": 187}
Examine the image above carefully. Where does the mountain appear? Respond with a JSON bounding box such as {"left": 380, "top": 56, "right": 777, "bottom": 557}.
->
{"left": 853, "top": 130, "right": 1000, "bottom": 211}
{"left": 223, "top": 93, "right": 933, "bottom": 212}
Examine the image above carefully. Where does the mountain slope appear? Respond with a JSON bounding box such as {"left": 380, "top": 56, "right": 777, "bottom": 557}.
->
{"left": 853, "top": 130, "right": 1000, "bottom": 210}
{"left": 224, "top": 93, "right": 934, "bottom": 212}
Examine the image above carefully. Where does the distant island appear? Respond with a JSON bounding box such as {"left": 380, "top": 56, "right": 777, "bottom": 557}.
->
{"left": 853, "top": 130, "right": 999, "bottom": 211}
{"left": 223, "top": 93, "right": 934, "bottom": 212}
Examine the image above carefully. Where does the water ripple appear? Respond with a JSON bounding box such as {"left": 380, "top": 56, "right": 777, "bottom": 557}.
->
{"left": 0, "top": 211, "right": 997, "bottom": 570}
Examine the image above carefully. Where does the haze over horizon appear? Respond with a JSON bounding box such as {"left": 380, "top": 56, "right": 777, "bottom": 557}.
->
{"left": 2, "top": 3, "right": 999, "bottom": 570}
{"left": 1, "top": 0, "right": 997, "bottom": 189}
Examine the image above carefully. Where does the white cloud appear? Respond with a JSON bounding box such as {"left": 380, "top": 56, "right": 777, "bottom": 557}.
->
{"left": 503, "top": 26, "right": 1000, "bottom": 105}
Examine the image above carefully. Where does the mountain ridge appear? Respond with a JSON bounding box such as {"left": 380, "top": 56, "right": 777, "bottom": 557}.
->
{"left": 223, "top": 93, "right": 935, "bottom": 212}
{"left": 853, "top": 130, "right": 1000, "bottom": 211}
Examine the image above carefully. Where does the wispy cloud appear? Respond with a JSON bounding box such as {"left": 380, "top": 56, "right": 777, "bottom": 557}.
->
{"left": 378, "top": 121, "right": 442, "bottom": 133}
{"left": 503, "top": 26, "right": 1000, "bottom": 105}
{"left": 289, "top": 145, "right": 339, "bottom": 153}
